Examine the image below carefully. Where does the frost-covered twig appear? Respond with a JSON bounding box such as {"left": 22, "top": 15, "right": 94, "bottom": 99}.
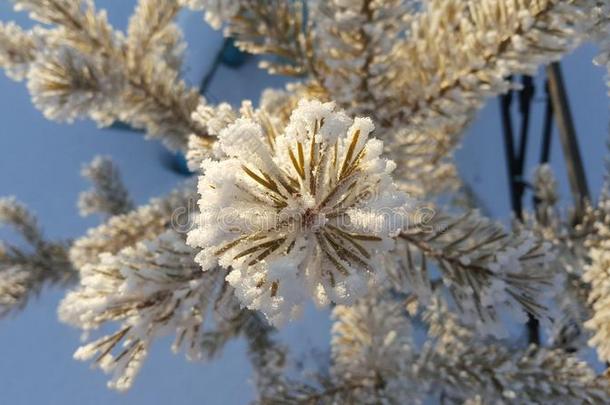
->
{"left": 311, "top": 0, "right": 413, "bottom": 117}
{"left": 70, "top": 182, "right": 195, "bottom": 269}
{"left": 8, "top": 0, "right": 210, "bottom": 150}
{"left": 584, "top": 195, "right": 610, "bottom": 362}
{"left": 78, "top": 156, "right": 134, "bottom": 218}
{"left": 415, "top": 296, "right": 610, "bottom": 404}
{"left": 0, "top": 197, "right": 74, "bottom": 316}
{"left": 0, "top": 21, "right": 38, "bottom": 81}
{"left": 262, "top": 293, "right": 610, "bottom": 403}
{"left": 382, "top": 0, "right": 603, "bottom": 196}
{"left": 519, "top": 165, "right": 594, "bottom": 351}
{"left": 187, "top": 99, "right": 410, "bottom": 325}
{"left": 387, "top": 0, "right": 600, "bottom": 130}
{"left": 185, "top": 0, "right": 315, "bottom": 77}
{"left": 60, "top": 230, "right": 245, "bottom": 391}
{"left": 394, "top": 210, "right": 555, "bottom": 337}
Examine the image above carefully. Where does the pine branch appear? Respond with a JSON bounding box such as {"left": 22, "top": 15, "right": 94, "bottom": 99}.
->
{"left": 388, "top": 0, "right": 599, "bottom": 129}
{"left": 60, "top": 230, "right": 250, "bottom": 391}
{"left": 264, "top": 291, "right": 610, "bottom": 403}
{"left": 395, "top": 209, "right": 555, "bottom": 337}
{"left": 257, "top": 291, "right": 414, "bottom": 404}
{"left": 0, "top": 21, "right": 38, "bottom": 81}
{"left": 78, "top": 156, "right": 134, "bottom": 218}
{"left": 520, "top": 165, "right": 596, "bottom": 351}
{"left": 584, "top": 195, "right": 610, "bottom": 363}
{"left": 0, "top": 198, "right": 75, "bottom": 316}
{"left": 8, "top": 0, "right": 210, "bottom": 151}
{"left": 312, "top": 0, "right": 412, "bottom": 117}
{"left": 70, "top": 182, "right": 195, "bottom": 269}
{"left": 380, "top": 0, "right": 603, "bottom": 197}
{"left": 387, "top": 126, "right": 461, "bottom": 197}
{"left": 222, "top": 0, "right": 314, "bottom": 77}
{"left": 126, "top": 0, "right": 184, "bottom": 71}
{"left": 0, "top": 1, "right": 609, "bottom": 400}
{"left": 416, "top": 295, "right": 610, "bottom": 404}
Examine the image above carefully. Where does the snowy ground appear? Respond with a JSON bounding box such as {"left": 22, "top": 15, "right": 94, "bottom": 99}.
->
{"left": 0, "top": 2, "right": 609, "bottom": 404}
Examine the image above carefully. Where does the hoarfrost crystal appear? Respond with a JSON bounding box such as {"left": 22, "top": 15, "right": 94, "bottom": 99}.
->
{"left": 187, "top": 99, "right": 410, "bottom": 325}
{"left": 181, "top": 0, "right": 240, "bottom": 29}
{"left": 59, "top": 231, "right": 218, "bottom": 391}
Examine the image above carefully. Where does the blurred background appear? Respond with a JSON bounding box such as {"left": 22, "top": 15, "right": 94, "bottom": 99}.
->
{"left": 0, "top": 2, "right": 608, "bottom": 404}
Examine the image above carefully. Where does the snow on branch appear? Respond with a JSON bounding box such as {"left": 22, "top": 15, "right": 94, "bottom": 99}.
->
{"left": 0, "top": 197, "right": 74, "bottom": 316}
{"left": 126, "top": 0, "right": 185, "bottom": 72}
{"left": 6, "top": 0, "right": 211, "bottom": 151}
{"left": 260, "top": 292, "right": 610, "bottom": 403}
{"left": 381, "top": 0, "right": 605, "bottom": 197}
{"left": 185, "top": 0, "right": 314, "bottom": 76}
{"left": 62, "top": 225, "right": 280, "bottom": 391}
{"left": 60, "top": 231, "right": 225, "bottom": 391}
{"left": 387, "top": 126, "right": 461, "bottom": 197}
{"left": 27, "top": 45, "right": 121, "bottom": 125}
{"left": 181, "top": 0, "right": 240, "bottom": 30}
{"left": 414, "top": 296, "right": 610, "bottom": 404}
{"left": 70, "top": 182, "right": 195, "bottom": 269}
{"left": 0, "top": 21, "right": 38, "bottom": 81}
{"left": 329, "top": 290, "right": 416, "bottom": 402}
{"left": 584, "top": 195, "right": 610, "bottom": 363}
{"left": 187, "top": 99, "right": 411, "bottom": 325}
{"left": 311, "top": 0, "right": 414, "bottom": 117}
{"left": 78, "top": 156, "right": 134, "bottom": 218}
{"left": 518, "top": 165, "right": 594, "bottom": 352}
{"left": 394, "top": 209, "right": 555, "bottom": 337}
{"left": 388, "top": 0, "right": 600, "bottom": 131}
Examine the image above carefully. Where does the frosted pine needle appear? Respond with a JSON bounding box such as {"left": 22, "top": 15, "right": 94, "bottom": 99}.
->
{"left": 187, "top": 99, "right": 410, "bottom": 325}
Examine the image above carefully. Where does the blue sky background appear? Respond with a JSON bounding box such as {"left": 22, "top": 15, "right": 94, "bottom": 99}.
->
{"left": 0, "top": 2, "right": 609, "bottom": 404}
